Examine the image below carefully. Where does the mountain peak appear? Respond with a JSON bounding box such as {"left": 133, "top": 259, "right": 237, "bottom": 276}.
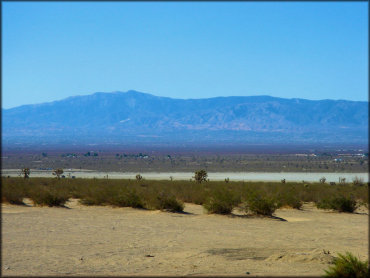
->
{"left": 2, "top": 91, "right": 368, "bottom": 145}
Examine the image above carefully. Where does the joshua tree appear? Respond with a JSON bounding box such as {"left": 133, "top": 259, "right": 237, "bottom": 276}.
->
{"left": 339, "top": 177, "right": 346, "bottom": 184}
{"left": 319, "top": 177, "right": 326, "bottom": 184}
{"left": 21, "top": 168, "right": 30, "bottom": 179}
{"left": 53, "top": 168, "right": 64, "bottom": 179}
{"left": 193, "top": 169, "right": 208, "bottom": 183}
{"left": 136, "top": 174, "right": 143, "bottom": 181}
{"left": 352, "top": 176, "right": 364, "bottom": 186}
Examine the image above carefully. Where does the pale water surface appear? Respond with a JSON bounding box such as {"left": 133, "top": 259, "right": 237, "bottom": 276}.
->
{"left": 2, "top": 169, "right": 368, "bottom": 183}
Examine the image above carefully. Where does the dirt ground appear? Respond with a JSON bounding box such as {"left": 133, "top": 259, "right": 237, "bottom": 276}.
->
{"left": 2, "top": 199, "right": 368, "bottom": 276}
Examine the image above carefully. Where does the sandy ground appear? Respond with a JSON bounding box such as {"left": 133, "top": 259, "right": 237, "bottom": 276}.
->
{"left": 2, "top": 200, "right": 368, "bottom": 276}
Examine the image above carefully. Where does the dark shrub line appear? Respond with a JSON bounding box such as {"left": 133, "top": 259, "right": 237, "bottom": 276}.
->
{"left": 1, "top": 178, "right": 367, "bottom": 214}
{"left": 316, "top": 196, "right": 358, "bottom": 213}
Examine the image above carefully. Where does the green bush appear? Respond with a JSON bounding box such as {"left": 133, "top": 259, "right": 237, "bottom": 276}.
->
{"left": 278, "top": 193, "right": 303, "bottom": 209}
{"left": 245, "top": 193, "right": 280, "bottom": 216}
{"left": 317, "top": 196, "right": 358, "bottom": 213}
{"left": 174, "top": 182, "right": 209, "bottom": 205}
{"left": 203, "top": 187, "right": 240, "bottom": 214}
{"left": 155, "top": 192, "right": 184, "bottom": 212}
{"left": 193, "top": 169, "right": 208, "bottom": 183}
{"left": 324, "top": 252, "right": 369, "bottom": 278}
{"left": 78, "top": 185, "right": 110, "bottom": 206}
{"left": 111, "top": 189, "right": 143, "bottom": 208}
{"left": 29, "top": 186, "right": 70, "bottom": 207}
{"left": 2, "top": 182, "right": 26, "bottom": 205}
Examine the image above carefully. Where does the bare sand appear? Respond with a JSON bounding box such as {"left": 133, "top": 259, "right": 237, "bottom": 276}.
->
{"left": 2, "top": 200, "right": 368, "bottom": 276}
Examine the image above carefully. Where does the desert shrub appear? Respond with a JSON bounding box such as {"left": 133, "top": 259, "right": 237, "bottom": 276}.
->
{"left": 68, "top": 184, "right": 85, "bottom": 199}
{"left": 154, "top": 192, "right": 184, "bottom": 212}
{"left": 173, "top": 182, "right": 209, "bottom": 205}
{"left": 245, "top": 193, "right": 280, "bottom": 216}
{"left": 193, "top": 169, "right": 208, "bottom": 183}
{"left": 52, "top": 168, "right": 64, "bottom": 179}
{"left": 320, "top": 177, "right": 326, "bottom": 183}
{"left": 2, "top": 182, "right": 26, "bottom": 205}
{"left": 78, "top": 185, "right": 110, "bottom": 206}
{"left": 316, "top": 196, "right": 357, "bottom": 213}
{"left": 203, "top": 187, "right": 240, "bottom": 214}
{"left": 273, "top": 184, "right": 303, "bottom": 210}
{"left": 29, "top": 186, "right": 70, "bottom": 207}
{"left": 1, "top": 177, "right": 368, "bottom": 213}
{"left": 192, "top": 192, "right": 209, "bottom": 205}
{"left": 324, "top": 252, "right": 369, "bottom": 278}
{"left": 352, "top": 176, "right": 364, "bottom": 186}
{"left": 110, "top": 188, "right": 143, "bottom": 208}
{"left": 21, "top": 168, "right": 30, "bottom": 179}
{"left": 279, "top": 193, "right": 303, "bottom": 209}
{"left": 339, "top": 177, "right": 346, "bottom": 185}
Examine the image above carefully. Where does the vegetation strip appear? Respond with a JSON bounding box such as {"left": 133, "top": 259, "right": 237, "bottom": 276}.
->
{"left": 2, "top": 175, "right": 367, "bottom": 214}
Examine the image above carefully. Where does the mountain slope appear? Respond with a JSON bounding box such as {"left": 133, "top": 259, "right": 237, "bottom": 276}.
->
{"left": 2, "top": 90, "right": 368, "bottom": 145}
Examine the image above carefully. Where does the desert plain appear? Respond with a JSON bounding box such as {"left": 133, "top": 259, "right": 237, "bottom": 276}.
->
{"left": 2, "top": 198, "right": 368, "bottom": 276}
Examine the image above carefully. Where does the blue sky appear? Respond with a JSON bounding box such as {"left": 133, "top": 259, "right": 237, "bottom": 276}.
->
{"left": 2, "top": 1, "right": 368, "bottom": 108}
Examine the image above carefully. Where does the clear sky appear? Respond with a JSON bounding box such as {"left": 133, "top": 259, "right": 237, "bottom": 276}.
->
{"left": 2, "top": 1, "right": 368, "bottom": 109}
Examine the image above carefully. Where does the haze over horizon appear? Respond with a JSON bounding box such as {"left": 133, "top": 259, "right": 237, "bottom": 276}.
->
{"left": 3, "top": 2, "right": 368, "bottom": 109}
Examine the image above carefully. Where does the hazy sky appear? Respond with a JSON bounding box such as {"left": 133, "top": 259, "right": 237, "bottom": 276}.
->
{"left": 3, "top": 2, "right": 368, "bottom": 108}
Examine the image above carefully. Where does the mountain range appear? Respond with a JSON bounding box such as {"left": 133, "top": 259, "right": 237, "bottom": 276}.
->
{"left": 2, "top": 90, "right": 368, "bottom": 147}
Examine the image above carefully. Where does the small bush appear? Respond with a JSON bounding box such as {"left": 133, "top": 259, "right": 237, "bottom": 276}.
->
{"left": 245, "top": 194, "right": 280, "bottom": 216}
{"left": 203, "top": 187, "right": 240, "bottom": 214}
{"left": 21, "top": 168, "right": 30, "bottom": 179}
{"left": 29, "top": 186, "right": 70, "bottom": 207}
{"left": 52, "top": 168, "right": 64, "bottom": 179}
{"left": 2, "top": 183, "right": 26, "bottom": 205}
{"left": 320, "top": 177, "right": 326, "bottom": 184}
{"left": 324, "top": 252, "right": 369, "bottom": 278}
{"left": 79, "top": 197, "right": 101, "bottom": 206}
{"left": 111, "top": 189, "right": 143, "bottom": 208}
{"left": 280, "top": 197, "right": 303, "bottom": 209}
{"left": 175, "top": 183, "right": 208, "bottom": 205}
{"left": 316, "top": 196, "right": 357, "bottom": 213}
{"left": 279, "top": 194, "right": 303, "bottom": 209}
{"left": 155, "top": 192, "right": 184, "bottom": 212}
{"left": 193, "top": 169, "right": 208, "bottom": 183}
{"left": 352, "top": 176, "right": 364, "bottom": 186}
{"left": 78, "top": 186, "right": 109, "bottom": 206}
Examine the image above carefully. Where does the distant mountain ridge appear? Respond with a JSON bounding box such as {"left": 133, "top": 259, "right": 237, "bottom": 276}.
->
{"left": 2, "top": 90, "right": 368, "bottom": 146}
